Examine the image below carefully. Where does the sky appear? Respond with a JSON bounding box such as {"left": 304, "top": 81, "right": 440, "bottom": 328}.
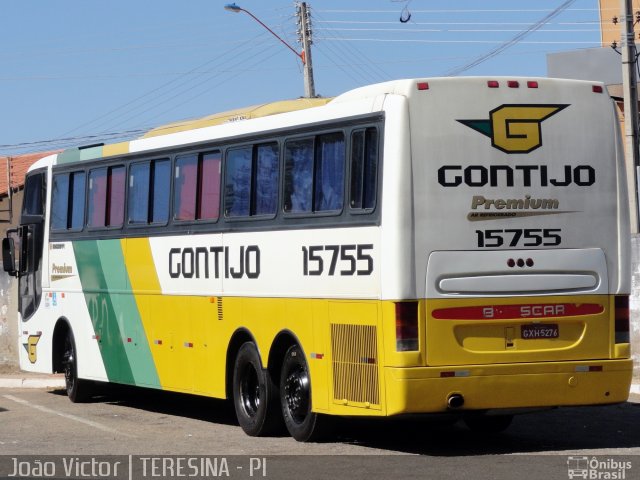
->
{"left": 0, "top": 0, "right": 609, "bottom": 155}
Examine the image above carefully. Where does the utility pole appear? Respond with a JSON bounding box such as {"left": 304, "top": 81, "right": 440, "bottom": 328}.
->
{"left": 621, "top": 0, "right": 640, "bottom": 232}
{"left": 296, "top": 2, "right": 316, "bottom": 98}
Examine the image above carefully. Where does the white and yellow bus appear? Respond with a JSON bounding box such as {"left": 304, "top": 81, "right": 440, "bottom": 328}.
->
{"left": 3, "top": 77, "right": 632, "bottom": 441}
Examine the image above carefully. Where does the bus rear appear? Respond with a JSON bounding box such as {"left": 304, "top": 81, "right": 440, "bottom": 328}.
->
{"left": 384, "top": 77, "right": 631, "bottom": 422}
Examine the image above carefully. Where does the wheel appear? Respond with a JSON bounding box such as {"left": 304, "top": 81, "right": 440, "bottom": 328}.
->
{"left": 232, "top": 342, "right": 283, "bottom": 436}
{"left": 280, "top": 344, "right": 332, "bottom": 442}
{"left": 463, "top": 414, "right": 513, "bottom": 433}
{"left": 62, "top": 330, "right": 92, "bottom": 403}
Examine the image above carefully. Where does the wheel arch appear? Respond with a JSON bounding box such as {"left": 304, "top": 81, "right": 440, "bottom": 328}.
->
{"left": 267, "top": 329, "right": 304, "bottom": 389}
{"left": 51, "top": 317, "right": 72, "bottom": 374}
{"left": 225, "top": 327, "right": 259, "bottom": 400}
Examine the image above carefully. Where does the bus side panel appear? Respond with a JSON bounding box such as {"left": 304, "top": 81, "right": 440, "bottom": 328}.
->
{"left": 73, "top": 240, "right": 160, "bottom": 387}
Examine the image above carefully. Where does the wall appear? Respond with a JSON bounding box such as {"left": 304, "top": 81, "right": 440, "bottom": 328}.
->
{"left": 0, "top": 190, "right": 23, "bottom": 370}
{"left": 630, "top": 235, "right": 640, "bottom": 383}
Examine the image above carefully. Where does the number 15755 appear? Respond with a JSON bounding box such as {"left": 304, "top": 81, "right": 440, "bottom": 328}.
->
{"left": 475, "top": 228, "right": 561, "bottom": 248}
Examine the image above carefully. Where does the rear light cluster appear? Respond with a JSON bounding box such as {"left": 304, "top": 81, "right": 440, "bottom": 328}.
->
{"left": 507, "top": 258, "right": 534, "bottom": 268}
{"left": 486, "top": 80, "right": 538, "bottom": 89}
{"left": 395, "top": 301, "right": 419, "bottom": 351}
{"left": 417, "top": 80, "right": 603, "bottom": 93}
{"left": 614, "top": 295, "right": 630, "bottom": 343}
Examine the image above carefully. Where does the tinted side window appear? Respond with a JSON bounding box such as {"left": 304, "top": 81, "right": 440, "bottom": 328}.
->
{"left": 128, "top": 159, "right": 170, "bottom": 225}
{"left": 51, "top": 174, "right": 70, "bottom": 230}
{"left": 175, "top": 151, "right": 221, "bottom": 221}
{"left": 284, "top": 138, "right": 313, "bottom": 213}
{"left": 200, "top": 151, "right": 221, "bottom": 220}
{"left": 22, "top": 173, "right": 45, "bottom": 216}
{"left": 69, "top": 172, "right": 86, "bottom": 230}
{"left": 350, "top": 127, "right": 378, "bottom": 211}
{"left": 152, "top": 160, "right": 170, "bottom": 223}
{"left": 109, "top": 166, "right": 126, "bottom": 227}
{"left": 284, "top": 133, "right": 344, "bottom": 214}
{"left": 51, "top": 172, "right": 85, "bottom": 231}
{"left": 174, "top": 154, "right": 198, "bottom": 221}
{"left": 315, "top": 133, "right": 344, "bottom": 212}
{"left": 225, "top": 147, "right": 252, "bottom": 217}
{"left": 254, "top": 143, "right": 279, "bottom": 215}
{"left": 88, "top": 168, "right": 107, "bottom": 228}
{"left": 128, "top": 163, "right": 150, "bottom": 224}
{"left": 88, "top": 166, "right": 125, "bottom": 228}
{"left": 225, "top": 144, "right": 279, "bottom": 218}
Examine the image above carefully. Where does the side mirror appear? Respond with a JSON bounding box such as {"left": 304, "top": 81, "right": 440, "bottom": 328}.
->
{"left": 2, "top": 237, "right": 17, "bottom": 277}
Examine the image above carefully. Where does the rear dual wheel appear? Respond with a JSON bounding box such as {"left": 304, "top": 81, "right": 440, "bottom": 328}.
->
{"left": 232, "top": 341, "right": 331, "bottom": 441}
{"left": 232, "top": 342, "right": 283, "bottom": 436}
{"left": 280, "top": 345, "right": 332, "bottom": 442}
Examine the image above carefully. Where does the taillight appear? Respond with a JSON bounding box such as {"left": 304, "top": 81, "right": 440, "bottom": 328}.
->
{"left": 396, "top": 302, "right": 419, "bottom": 351}
{"left": 615, "top": 295, "right": 630, "bottom": 343}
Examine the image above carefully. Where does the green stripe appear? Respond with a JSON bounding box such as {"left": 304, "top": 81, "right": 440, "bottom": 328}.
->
{"left": 80, "top": 146, "right": 103, "bottom": 161}
{"left": 97, "top": 241, "right": 160, "bottom": 387}
{"left": 57, "top": 145, "right": 104, "bottom": 165}
{"left": 73, "top": 240, "right": 159, "bottom": 387}
{"left": 57, "top": 148, "right": 81, "bottom": 165}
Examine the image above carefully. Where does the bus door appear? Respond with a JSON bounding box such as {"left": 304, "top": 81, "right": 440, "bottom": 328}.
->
{"left": 2, "top": 169, "right": 47, "bottom": 320}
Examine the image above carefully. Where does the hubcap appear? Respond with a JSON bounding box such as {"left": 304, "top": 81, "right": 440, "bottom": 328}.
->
{"left": 284, "top": 364, "right": 309, "bottom": 423}
{"left": 62, "top": 337, "right": 75, "bottom": 392}
{"left": 240, "top": 365, "right": 260, "bottom": 417}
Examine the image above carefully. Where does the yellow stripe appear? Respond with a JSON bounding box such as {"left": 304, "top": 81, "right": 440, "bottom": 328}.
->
{"left": 103, "top": 141, "right": 130, "bottom": 157}
{"left": 121, "top": 238, "right": 224, "bottom": 395}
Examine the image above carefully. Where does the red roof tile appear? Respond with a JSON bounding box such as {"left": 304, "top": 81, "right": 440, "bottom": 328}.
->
{"left": 0, "top": 151, "right": 60, "bottom": 197}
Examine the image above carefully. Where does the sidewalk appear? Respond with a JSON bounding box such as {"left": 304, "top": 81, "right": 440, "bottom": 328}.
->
{"left": 630, "top": 381, "right": 640, "bottom": 403}
{"left": 0, "top": 366, "right": 65, "bottom": 389}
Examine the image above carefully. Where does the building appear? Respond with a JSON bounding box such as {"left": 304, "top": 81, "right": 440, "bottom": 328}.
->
{"left": 0, "top": 151, "right": 60, "bottom": 368}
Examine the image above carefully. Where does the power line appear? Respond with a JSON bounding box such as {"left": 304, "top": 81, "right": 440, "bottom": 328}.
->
{"left": 315, "top": 37, "right": 598, "bottom": 45}
{"left": 314, "top": 9, "right": 598, "bottom": 14}
{"left": 315, "top": 27, "right": 599, "bottom": 33}
{"left": 446, "top": 0, "right": 579, "bottom": 76}
{"left": 311, "top": 7, "right": 391, "bottom": 84}
{"left": 58, "top": 30, "right": 274, "bottom": 138}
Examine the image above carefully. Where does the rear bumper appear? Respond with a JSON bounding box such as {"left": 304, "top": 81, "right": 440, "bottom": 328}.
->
{"left": 384, "top": 359, "right": 633, "bottom": 416}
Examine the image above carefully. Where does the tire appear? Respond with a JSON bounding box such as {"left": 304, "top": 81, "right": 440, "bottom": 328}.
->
{"left": 463, "top": 414, "right": 513, "bottom": 433}
{"left": 62, "top": 330, "right": 92, "bottom": 403}
{"left": 280, "top": 344, "right": 332, "bottom": 442}
{"left": 232, "top": 342, "right": 283, "bottom": 436}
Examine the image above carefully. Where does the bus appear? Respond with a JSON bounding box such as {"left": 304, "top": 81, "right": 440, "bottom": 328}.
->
{"left": 3, "top": 77, "right": 632, "bottom": 441}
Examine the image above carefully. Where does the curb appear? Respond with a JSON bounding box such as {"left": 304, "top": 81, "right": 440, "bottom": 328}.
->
{"left": 0, "top": 375, "right": 65, "bottom": 389}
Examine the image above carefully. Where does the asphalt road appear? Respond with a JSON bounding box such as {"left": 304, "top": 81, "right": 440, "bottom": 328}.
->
{"left": 0, "top": 386, "right": 638, "bottom": 480}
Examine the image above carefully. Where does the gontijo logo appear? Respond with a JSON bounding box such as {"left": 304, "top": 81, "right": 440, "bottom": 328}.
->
{"left": 458, "top": 104, "right": 569, "bottom": 154}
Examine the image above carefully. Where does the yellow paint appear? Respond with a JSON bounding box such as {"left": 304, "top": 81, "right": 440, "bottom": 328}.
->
{"left": 142, "top": 98, "right": 333, "bottom": 138}
{"left": 102, "top": 142, "right": 130, "bottom": 157}
{"left": 491, "top": 105, "right": 565, "bottom": 152}
{"left": 383, "top": 359, "right": 632, "bottom": 415}
{"left": 27, "top": 335, "right": 41, "bottom": 364}
{"left": 114, "top": 244, "right": 633, "bottom": 418}
{"left": 426, "top": 295, "right": 612, "bottom": 367}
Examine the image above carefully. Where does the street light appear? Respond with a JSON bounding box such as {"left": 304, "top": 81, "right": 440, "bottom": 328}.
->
{"left": 224, "top": 3, "right": 316, "bottom": 97}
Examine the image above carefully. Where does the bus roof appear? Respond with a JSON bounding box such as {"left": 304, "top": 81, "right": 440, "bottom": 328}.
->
{"left": 141, "top": 97, "right": 332, "bottom": 138}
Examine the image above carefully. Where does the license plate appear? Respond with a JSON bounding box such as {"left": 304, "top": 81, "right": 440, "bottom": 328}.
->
{"left": 521, "top": 324, "right": 559, "bottom": 339}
